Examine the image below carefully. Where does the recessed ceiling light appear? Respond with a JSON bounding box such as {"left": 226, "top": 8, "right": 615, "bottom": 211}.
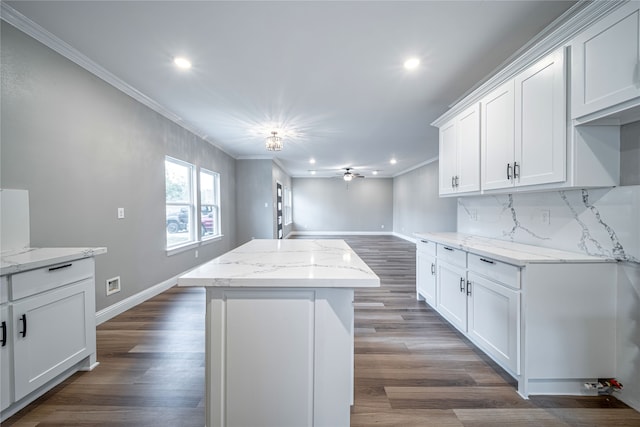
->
{"left": 310, "top": 170, "right": 316, "bottom": 175}
{"left": 390, "top": 158, "right": 397, "bottom": 165}
{"left": 309, "top": 158, "right": 316, "bottom": 164}
{"left": 173, "top": 56, "right": 192, "bottom": 69}
{"left": 372, "top": 170, "right": 378, "bottom": 175}
{"left": 404, "top": 57, "right": 420, "bottom": 70}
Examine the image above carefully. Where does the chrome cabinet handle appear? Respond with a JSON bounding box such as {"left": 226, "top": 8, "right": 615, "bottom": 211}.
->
{"left": 467, "top": 280, "right": 472, "bottom": 296}
{"left": 48, "top": 263, "right": 72, "bottom": 272}
{"left": 514, "top": 161, "right": 520, "bottom": 179}
{"left": 480, "top": 258, "right": 495, "bottom": 265}
{"left": 443, "top": 247, "right": 454, "bottom": 251}
{"left": 1, "top": 321, "right": 6, "bottom": 347}
{"left": 431, "top": 263, "right": 435, "bottom": 275}
{"left": 459, "top": 277, "right": 465, "bottom": 292}
{"left": 455, "top": 175, "right": 459, "bottom": 187}
{"left": 451, "top": 176, "right": 455, "bottom": 188}
{"left": 507, "top": 163, "right": 512, "bottom": 180}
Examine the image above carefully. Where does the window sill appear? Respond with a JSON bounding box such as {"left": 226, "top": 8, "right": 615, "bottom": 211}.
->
{"left": 166, "top": 235, "right": 224, "bottom": 256}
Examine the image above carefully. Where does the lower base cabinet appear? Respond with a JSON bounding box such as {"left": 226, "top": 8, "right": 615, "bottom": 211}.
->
{"left": 1, "top": 303, "right": 11, "bottom": 412}
{"left": 420, "top": 239, "right": 615, "bottom": 397}
{"left": 467, "top": 272, "right": 519, "bottom": 375}
{"left": 416, "top": 241, "right": 437, "bottom": 306}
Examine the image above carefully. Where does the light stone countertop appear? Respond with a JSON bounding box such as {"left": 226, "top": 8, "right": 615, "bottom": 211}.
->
{"left": 414, "top": 232, "right": 614, "bottom": 267}
{"left": 0, "top": 247, "right": 108, "bottom": 276}
{"left": 178, "top": 239, "right": 380, "bottom": 288}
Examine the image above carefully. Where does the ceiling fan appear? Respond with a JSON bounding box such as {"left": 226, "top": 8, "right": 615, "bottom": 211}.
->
{"left": 341, "top": 168, "right": 365, "bottom": 181}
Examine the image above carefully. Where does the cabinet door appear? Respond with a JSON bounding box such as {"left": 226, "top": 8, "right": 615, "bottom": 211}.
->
{"left": 467, "top": 272, "right": 520, "bottom": 375}
{"left": 571, "top": 2, "right": 640, "bottom": 119}
{"left": 482, "top": 80, "right": 515, "bottom": 190}
{"left": 12, "top": 279, "right": 95, "bottom": 401}
{"left": 1, "top": 304, "right": 11, "bottom": 411}
{"left": 456, "top": 104, "right": 481, "bottom": 193}
{"left": 416, "top": 251, "right": 437, "bottom": 307}
{"left": 439, "top": 120, "right": 458, "bottom": 195}
{"left": 515, "top": 48, "right": 566, "bottom": 187}
{"left": 436, "top": 262, "right": 467, "bottom": 333}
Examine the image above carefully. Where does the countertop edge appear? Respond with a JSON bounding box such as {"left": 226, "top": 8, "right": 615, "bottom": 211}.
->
{"left": 414, "top": 232, "right": 614, "bottom": 266}
{"left": 1, "top": 247, "right": 108, "bottom": 276}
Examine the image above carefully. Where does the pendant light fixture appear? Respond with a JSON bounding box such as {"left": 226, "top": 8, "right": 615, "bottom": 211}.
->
{"left": 265, "top": 131, "right": 283, "bottom": 151}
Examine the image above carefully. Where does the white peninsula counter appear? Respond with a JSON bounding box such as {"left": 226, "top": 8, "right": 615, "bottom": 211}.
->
{"left": 178, "top": 239, "right": 379, "bottom": 427}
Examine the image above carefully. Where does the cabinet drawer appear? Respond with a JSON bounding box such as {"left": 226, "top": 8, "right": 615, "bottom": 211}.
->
{"left": 417, "top": 239, "right": 436, "bottom": 256}
{"left": 10, "top": 257, "right": 94, "bottom": 300}
{"left": 468, "top": 254, "right": 520, "bottom": 289}
{"left": 437, "top": 244, "right": 466, "bottom": 268}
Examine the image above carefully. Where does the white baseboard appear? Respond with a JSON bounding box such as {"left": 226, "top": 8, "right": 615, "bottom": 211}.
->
{"left": 392, "top": 232, "right": 417, "bottom": 243}
{"left": 289, "top": 231, "right": 395, "bottom": 236}
{"left": 95, "top": 274, "right": 179, "bottom": 325}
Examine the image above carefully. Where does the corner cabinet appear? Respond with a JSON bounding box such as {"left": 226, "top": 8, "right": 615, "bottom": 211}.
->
{"left": 571, "top": 1, "right": 640, "bottom": 121}
{"left": 482, "top": 48, "right": 566, "bottom": 191}
{"left": 416, "top": 237, "right": 615, "bottom": 398}
{"left": 1, "top": 257, "right": 98, "bottom": 421}
{"left": 439, "top": 104, "right": 480, "bottom": 196}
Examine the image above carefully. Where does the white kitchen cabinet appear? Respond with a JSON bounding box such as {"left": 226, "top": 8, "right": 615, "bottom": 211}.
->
{"left": 416, "top": 240, "right": 437, "bottom": 307}
{"left": 436, "top": 260, "right": 467, "bottom": 333}
{"left": 439, "top": 104, "right": 480, "bottom": 196}
{"left": 482, "top": 49, "right": 566, "bottom": 191}
{"left": 467, "top": 271, "right": 519, "bottom": 375}
{"left": 1, "top": 254, "right": 100, "bottom": 421}
{"left": 1, "top": 302, "right": 10, "bottom": 412}
{"left": 12, "top": 278, "right": 95, "bottom": 401}
{"left": 416, "top": 232, "right": 616, "bottom": 398}
{"left": 571, "top": 1, "right": 640, "bottom": 121}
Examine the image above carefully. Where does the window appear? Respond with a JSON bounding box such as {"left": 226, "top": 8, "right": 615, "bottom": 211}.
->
{"left": 165, "top": 156, "right": 195, "bottom": 249}
{"left": 200, "top": 168, "right": 221, "bottom": 239}
{"left": 284, "top": 186, "right": 292, "bottom": 225}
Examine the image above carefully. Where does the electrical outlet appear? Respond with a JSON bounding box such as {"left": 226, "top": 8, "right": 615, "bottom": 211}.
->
{"left": 195, "top": 250, "right": 199, "bottom": 258}
{"left": 541, "top": 209, "right": 551, "bottom": 224}
{"left": 106, "top": 276, "right": 121, "bottom": 296}
{"left": 117, "top": 207, "right": 125, "bottom": 219}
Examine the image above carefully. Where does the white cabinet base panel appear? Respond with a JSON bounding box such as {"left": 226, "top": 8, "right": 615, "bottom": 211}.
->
{"left": 206, "top": 287, "right": 354, "bottom": 427}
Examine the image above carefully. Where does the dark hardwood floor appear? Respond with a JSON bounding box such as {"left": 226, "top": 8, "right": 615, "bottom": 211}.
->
{"left": 4, "top": 235, "right": 639, "bottom": 426}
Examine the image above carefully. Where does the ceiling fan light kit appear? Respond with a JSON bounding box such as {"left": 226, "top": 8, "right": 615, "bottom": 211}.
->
{"left": 265, "top": 131, "right": 283, "bottom": 151}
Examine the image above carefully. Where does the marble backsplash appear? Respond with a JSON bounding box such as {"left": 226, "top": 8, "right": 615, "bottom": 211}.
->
{"left": 457, "top": 185, "right": 640, "bottom": 263}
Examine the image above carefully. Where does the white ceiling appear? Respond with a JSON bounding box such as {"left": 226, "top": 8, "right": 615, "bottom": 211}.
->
{"left": 4, "top": 0, "right": 576, "bottom": 177}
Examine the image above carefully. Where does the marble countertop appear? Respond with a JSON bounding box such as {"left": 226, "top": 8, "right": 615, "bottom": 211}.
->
{"left": 1, "top": 247, "right": 107, "bottom": 276}
{"left": 414, "top": 232, "right": 614, "bottom": 267}
{"left": 178, "top": 239, "right": 380, "bottom": 288}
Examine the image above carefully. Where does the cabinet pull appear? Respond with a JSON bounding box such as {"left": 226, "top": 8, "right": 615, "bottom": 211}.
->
{"left": 431, "top": 263, "right": 435, "bottom": 275}
{"left": 1, "top": 321, "right": 6, "bottom": 347}
{"left": 514, "top": 161, "right": 520, "bottom": 179}
{"left": 506, "top": 163, "right": 512, "bottom": 180}
{"left": 443, "top": 246, "right": 454, "bottom": 251}
{"left": 451, "top": 176, "right": 455, "bottom": 188}
{"left": 479, "top": 258, "right": 495, "bottom": 265}
{"left": 459, "top": 277, "right": 465, "bottom": 292}
{"left": 48, "top": 263, "right": 72, "bottom": 272}
{"left": 455, "top": 175, "right": 459, "bottom": 187}
{"left": 467, "top": 280, "right": 472, "bottom": 296}
{"left": 421, "top": 240, "right": 430, "bottom": 244}
{"left": 19, "top": 314, "right": 27, "bottom": 338}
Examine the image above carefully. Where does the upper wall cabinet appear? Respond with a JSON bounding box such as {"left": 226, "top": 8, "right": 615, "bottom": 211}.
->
{"left": 482, "top": 48, "right": 566, "bottom": 191}
{"left": 438, "top": 104, "right": 480, "bottom": 196}
{"left": 571, "top": 1, "right": 640, "bottom": 122}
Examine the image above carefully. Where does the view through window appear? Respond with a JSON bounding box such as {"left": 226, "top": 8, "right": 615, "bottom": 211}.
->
{"left": 165, "top": 157, "right": 195, "bottom": 248}
{"left": 200, "top": 168, "right": 221, "bottom": 239}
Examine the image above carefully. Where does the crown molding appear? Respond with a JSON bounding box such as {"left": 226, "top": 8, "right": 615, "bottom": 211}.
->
{"left": 393, "top": 156, "right": 439, "bottom": 177}
{"left": 432, "top": 0, "right": 629, "bottom": 127}
{"left": 0, "top": 2, "right": 236, "bottom": 160}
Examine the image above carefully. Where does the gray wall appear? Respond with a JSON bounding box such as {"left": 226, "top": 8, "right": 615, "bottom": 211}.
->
{"left": 621, "top": 121, "right": 640, "bottom": 186}
{"left": 1, "top": 23, "right": 237, "bottom": 311}
{"left": 292, "top": 178, "right": 393, "bottom": 232}
{"left": 235, "top": 159, "right": 273, "bottom": 245}
{"left": 393, "top": 161, "right": 458, "bottom": 238}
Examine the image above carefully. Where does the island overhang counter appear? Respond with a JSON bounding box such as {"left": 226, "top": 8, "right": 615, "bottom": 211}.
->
{"left": 178, "top": 239, "right": 380, "bottom": 427}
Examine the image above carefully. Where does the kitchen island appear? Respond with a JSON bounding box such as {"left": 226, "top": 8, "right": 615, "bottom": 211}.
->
{"left": 178, "top": 239, "right": 379, "bottom": 427}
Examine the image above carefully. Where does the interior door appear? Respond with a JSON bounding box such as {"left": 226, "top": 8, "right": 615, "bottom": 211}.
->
{"left": 276, "top": 182, "right": 283, "bottom": 239}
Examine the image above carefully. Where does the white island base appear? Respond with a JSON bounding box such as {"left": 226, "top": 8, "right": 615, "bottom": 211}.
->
{"left": 178, "top": 239, "right": 380, "bottom": 427}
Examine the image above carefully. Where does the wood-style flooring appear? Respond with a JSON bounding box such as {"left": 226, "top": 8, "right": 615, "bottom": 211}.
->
{"left": 4, "top": 235, "right": 639, "bottom": 426}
